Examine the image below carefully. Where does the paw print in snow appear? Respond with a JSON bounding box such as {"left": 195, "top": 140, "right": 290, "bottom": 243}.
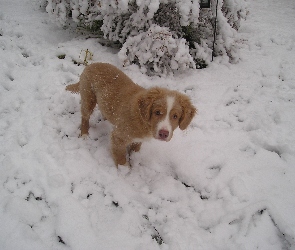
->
{"left": 206, "top": 165, "right": 222, "bottom": 179}
{"left": 3, "top": 172, "right": 32, "bottom": 195}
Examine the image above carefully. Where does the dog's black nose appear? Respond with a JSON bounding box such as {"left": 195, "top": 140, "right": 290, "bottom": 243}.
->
{"left": 159, "top": 129, "right": 169, "bottom": 140}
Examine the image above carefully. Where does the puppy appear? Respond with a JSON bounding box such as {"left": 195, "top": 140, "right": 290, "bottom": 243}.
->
{"left": 66, "top": 63, "right": 197, "bottom": 166}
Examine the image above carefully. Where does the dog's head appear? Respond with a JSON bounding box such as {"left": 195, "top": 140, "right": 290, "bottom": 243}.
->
{"left": 138, "top": 87, "right": 197, "bottom": 141}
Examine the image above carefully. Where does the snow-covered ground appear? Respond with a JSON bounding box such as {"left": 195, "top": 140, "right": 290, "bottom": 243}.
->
{"left": 1, "top": 0, "right": 295, "bottom": 249}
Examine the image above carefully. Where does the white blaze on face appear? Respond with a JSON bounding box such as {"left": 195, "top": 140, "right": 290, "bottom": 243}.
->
{"left": 157, "top": 96, "right": 175, "bottom": 141}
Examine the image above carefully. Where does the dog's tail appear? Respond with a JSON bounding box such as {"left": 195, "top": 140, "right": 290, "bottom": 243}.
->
{"left": 65, "top": 82, "right": 80, "bottom": 93}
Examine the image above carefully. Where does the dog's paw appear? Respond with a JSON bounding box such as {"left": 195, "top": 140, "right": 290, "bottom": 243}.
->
{"left": 117, "top": 161, "right": 130, "bottom": 168}
{"left": 80, "top": 134, "right": 89, "bottom": 140}
{"left": 117, "top": 164, "right": 131, "bottom": 176}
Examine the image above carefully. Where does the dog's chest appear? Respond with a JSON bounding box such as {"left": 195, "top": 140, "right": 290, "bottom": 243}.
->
{"left": 132, "top": 137, "right": 152, "bottom": 144}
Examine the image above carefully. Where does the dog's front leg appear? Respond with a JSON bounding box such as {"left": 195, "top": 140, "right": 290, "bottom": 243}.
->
{"left": 111, "top": 130, "right": 129, "bottom": 167}
{"left": 128, "top": 142, "right": 142, "bottom": 153}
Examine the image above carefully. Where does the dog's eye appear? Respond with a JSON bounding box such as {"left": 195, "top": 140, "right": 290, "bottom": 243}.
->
{"left": 155, "top": 110, "right": 162, "bottom": 116}
{"left": 173, "top": 114, "right": 178, "bottom": 119}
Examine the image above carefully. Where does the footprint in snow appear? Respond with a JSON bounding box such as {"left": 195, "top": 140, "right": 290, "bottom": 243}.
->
{"left": 206, "top": 165, "right": 222, "bottom": 179}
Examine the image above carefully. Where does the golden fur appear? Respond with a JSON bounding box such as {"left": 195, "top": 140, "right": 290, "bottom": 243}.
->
{"left": 66, "top": 63, "right": 197, "bottom": 166}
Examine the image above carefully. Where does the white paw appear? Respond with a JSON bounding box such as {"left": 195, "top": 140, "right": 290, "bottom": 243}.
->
{"left": 118, "top": 164, "right": 131, "bottom": 176}
{"left": 80, "top": 134, "right": 89, "bottom": 140}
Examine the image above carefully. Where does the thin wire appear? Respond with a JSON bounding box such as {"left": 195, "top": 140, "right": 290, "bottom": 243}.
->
{"left": 212, "top": 0, "right": 219, "bottom": 62}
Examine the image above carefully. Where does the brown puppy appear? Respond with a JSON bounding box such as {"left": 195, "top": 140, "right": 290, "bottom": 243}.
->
{"left": 66, "top": 63, "right": 196, "bottom": 166}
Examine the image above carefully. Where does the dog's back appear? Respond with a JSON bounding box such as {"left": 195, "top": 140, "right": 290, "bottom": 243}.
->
{"left": 66, "top": 63, "right": 144, "bottom": 126}
{"left": 81, "top": 63, "right": 143, "bottom": 124}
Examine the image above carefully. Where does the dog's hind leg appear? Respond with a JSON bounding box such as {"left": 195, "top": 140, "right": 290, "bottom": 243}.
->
{"left": 80, "top": 89, "right": 97, "bottom": 136}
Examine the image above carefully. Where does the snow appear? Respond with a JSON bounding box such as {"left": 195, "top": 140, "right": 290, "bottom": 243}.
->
{"left": 1, "top": 0, "right": 295, "bottom": 249}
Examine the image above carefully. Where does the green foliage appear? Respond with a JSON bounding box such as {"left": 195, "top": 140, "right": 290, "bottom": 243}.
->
{"left": 79, "top": 20, "right": 104, "bottom": 35}
{"left": 153, "top": 3, "right": 183, "bottom": 39}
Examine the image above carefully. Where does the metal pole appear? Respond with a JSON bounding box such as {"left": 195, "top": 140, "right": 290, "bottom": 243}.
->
{"left": 212, "top": 0, "right": 218, "bottom": 61}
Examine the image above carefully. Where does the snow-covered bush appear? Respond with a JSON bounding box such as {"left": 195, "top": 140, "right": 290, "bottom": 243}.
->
{"left": 46, "top": 0, "right": 248, "bottom": 76}
{"left": 119, "top": 24, "right": 195, "bottom": 76}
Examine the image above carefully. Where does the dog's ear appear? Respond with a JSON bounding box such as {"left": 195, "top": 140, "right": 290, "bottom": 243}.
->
{"left": 179, "top": 95, "right": 197, "bottom": 130}
{"left": 138, "top": 88, "right": 162, "bottom": 122}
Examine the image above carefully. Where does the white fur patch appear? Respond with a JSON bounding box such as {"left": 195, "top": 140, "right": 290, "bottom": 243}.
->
{"left": 157, "top": 96, "right": 175, "bottom": 140}
{"left": 80, "top": 134, "right": 89, "bottom": 140}
{"left": 132, "top": 137, "right": 151, "bottom": 143}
